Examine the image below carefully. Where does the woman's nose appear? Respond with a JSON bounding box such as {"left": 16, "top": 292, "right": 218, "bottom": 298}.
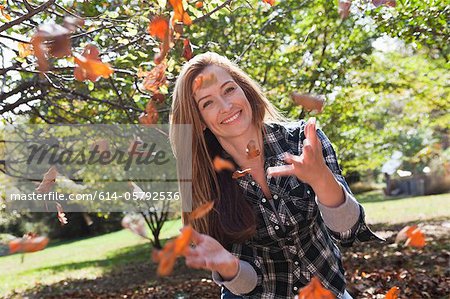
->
{"left": 218, "top": 96, "right": 232, "bottom": 112}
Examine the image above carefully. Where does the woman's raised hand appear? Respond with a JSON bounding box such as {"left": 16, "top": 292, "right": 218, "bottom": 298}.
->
{"left": 267, "top": 117, "right": 329, "bottom": 187}
{"left": 183, "top": 229, "right": 239, "bottom": 280}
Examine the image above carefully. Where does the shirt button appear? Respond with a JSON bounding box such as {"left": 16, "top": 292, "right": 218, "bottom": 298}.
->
{"left": 294, "top": 261, "right": 299, "bottom": 265}
{"left": 251, "top": 181, "right": 256, "bottom": 186}
{"left": 306, "top": 190, "right": 311, "bottom": 195}
{"left": 293, "top": 286, "right": 298, "bottom": 291}
{"left": 261, "top": 198, "right": 267, "bottom": 203}
{"left": 273, "top": 194, "right": 278, "bottom": 199}
{"left": 274, "top": 225, "right": 279, "bottom": 230}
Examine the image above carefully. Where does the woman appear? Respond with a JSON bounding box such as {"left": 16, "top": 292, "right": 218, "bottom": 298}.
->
{"left": 169, "top": 52, "right": 382, "bottom": 299}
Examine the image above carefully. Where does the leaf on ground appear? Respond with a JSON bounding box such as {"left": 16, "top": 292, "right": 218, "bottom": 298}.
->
{"left": 396, "top": 225, "right": 426, "bottom": 248}
{"left": 385, "top": 286, "right": 400, "bottom": 299}
{"left": 298, "top": 276, "right": 335, "bottom": 299}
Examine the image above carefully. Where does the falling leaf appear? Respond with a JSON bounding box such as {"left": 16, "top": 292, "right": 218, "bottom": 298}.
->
{"left": 192, "top": 73, "right": 217, "bottom": 94}
{"left": 63, "top": 16, "right": 84, "bottom": 32}
{"left": 338, "top": 0, "right": 351, "bottom": 19}
{"left": 189, "top": 201, "right": 214, "bottom": 221}
{"left": 232, "top": 168, "right": 251, "bottom": 179}
{"left": 396, "top": 225, "right": 426, "bottom": 248}
{"left": 262, "top": 0, "right": 275, "bottom": 6}
{"left": 9, "top": 235, "right": 49, "bottom": 254}
{"left": 18, "top": 42, "right": 34, "bottom": 58}
{"left": 147, "top": 16, "right": 170, "bottom": 41}
{"left": 139, "top": 101, "right": 159, "bottom": 125}
{"left": 74, "top": 44, "right": 114, "bottom": 82}
{"left": 298, "top": 277, "right": 336, "bottom": 299}
{"left": 0, "top": 4, "right": 11, "bottom": 21}
{"left": 157, "top": 240, "right": 177, "bottom": 276}
{"left": 291, "top": 92, "right": 325, "bottom": 113}
{"left": 36, "top": 166, "right": 58, "bottom": 193}
{"left": 195, "top": 1, "right": 203, "bottom": 8}
{"left": 142, "top": 62, "right": 167, "bottom": 92}
{"left": 169, "top": 0, "right": 192, "bottom": 26}
{"left": 121, "top": 213, "right": 148, "bottom": 239}
{"left": 246, "top": 140, "right": 261, "bottom": 159}
{"left": 56, "top": 203, "right": 68, "bottom": 225}
{"left": 213, "top": 156, "right": 235, "bottom": 172}
{"left": 384, "top": 286, "right": 400, "bottom": 299}
{"left": 372, "top": 0, "right": 396, "bottom": 7}
{"left": 152, "top": 92, "right": 165, "bottom": 104}
{"left": 183, "top": 38, "right": 193, "bottom": 61}
{"left": 405, "top": 225, "right": 426, "bottom": 248}
{"left": 174, "top": 225, "right": 193, "bottom": 254}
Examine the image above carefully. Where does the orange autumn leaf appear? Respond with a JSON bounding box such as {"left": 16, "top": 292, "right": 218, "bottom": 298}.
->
{"left": 232, "top": 168, "right": 251, "bottom": 179}
{"left": 384, "top": 286, "right": 400, "bottom": 299}
{"left": 139, "top": 101, "right": 159, "bottom": 125}
{"left": 156, "top": 226, "right": 194, "bottom": 276}
{"left": 195, "top": 1, "right": 203, "bottom": 8}
{"left": 142, "top": 62, "right": 167, "bottom": 92}
{"left": 189, "top": 201, "right": 214, "bottom": 221}
{"left": 291, "top": 92, "right": 325, "bottom": 113}
{"left": 18, "top": 42, "right": 34, "bottom": 58}
{"left": 35, "top": 166, "right": 58, "bottom": 193}
{"left": 213, "top": 156, "right": 235, "bottom": 172}
{"left": 74, "top": 55, "right": 113, "bottom": 82}
{"left": 298, "top": 277, "right": 335, "bottom": 299}
{"left": 169, "top": 0, "right": 192, "bottom": 26}
{"left": 0, "top": 4, "right": 11, "bottom": 20}
{"left": 338, "top": 0, "right": 351, "bottom": 19}
{"left": 152, "top": 92, "right": 165, "bottom": 104}
{"left": 183, "top": 38, "right": 193, "bottom": 61}
{"left": 246, "top": 140, "right": 261, "bottom": 159}
{"left": 262, "top": 0, "right": 275, "bottom": 6}
{"left": 147, "top": 16, "right": 170, "bottom": 41}
{"left": 405, "top": 225, "right": 426, "bottom": 248}
{"left": 9, "top": 235, "right": 49, "bottom": 254}
{"left": 174, "top": 225, "right": 193, "bottom": 255}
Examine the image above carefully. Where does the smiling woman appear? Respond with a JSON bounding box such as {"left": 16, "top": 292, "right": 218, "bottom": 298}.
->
{"left": 169, "top": 52, "right": 383, "bottom": 299}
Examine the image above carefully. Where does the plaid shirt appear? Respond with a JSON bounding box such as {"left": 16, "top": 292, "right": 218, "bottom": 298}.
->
{"left": 220, "top": 121, "right": 383, "bottom": 299}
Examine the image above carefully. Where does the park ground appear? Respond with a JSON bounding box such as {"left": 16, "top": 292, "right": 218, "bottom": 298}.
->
{"left": 1, "top": 190, "right": 449, "bottom": 299}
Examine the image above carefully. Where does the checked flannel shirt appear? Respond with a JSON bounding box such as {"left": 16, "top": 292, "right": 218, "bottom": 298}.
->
{"left": 213, "top": 120, "right": 383, "bottom": 299}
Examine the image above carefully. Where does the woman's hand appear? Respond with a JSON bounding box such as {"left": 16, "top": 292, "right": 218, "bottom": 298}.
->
{"left": 267, "top": 117, "right": 345, "bottom": 207}
{"left": 183, "top": 229, "right": 239, "bottom": 280}
{"left": 267, "top": 117, "right": 328, "bottom": 187}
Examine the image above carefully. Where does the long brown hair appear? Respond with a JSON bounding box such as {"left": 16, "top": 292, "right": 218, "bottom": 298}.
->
{"left": 170, "top": 52, "right": 285, "bottom": 247}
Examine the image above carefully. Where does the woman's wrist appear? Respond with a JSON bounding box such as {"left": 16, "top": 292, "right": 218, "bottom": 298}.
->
{"left": 217, "top": 252, "right": 240, "bottom": 281}
{"left": 311, "top": 167, "right": 345, "bottom": 208}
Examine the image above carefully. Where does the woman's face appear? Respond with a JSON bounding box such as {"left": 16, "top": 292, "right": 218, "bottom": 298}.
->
{"left": 192, "top": 65, "right": 253, "bottom": 139}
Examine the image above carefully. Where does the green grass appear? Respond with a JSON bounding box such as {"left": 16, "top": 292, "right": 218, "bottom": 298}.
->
{"left": 0, "top": 218, "right": 182, "bottom": 297}
{"left": 358, "top": 190, "right": 450, "bottom": 224}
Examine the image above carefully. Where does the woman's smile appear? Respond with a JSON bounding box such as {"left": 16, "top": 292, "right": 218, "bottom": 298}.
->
{"left": 221, "top": 110, "right": 241, "bottom": 124}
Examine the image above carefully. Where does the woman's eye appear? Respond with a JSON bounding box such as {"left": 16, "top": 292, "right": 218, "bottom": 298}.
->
{"left": 225, "top": 86, "right": 235, "bottom": 94}
{"left": 203, "top": 100, "right": 212, "bottom": 108}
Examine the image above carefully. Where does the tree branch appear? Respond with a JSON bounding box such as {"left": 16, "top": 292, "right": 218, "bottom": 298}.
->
{"left": 0, "top": 0, "right": 56, "bottom": 33}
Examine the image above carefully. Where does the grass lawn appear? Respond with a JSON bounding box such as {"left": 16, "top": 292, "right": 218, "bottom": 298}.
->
{"left": 0, "top": 191, "right": 449, "bottom": 297}
{"left": 357, "top": 190, "right": 450, "bottom": 224}
{"left": 0, "top": 218, "right": 182, "bottom": 297}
